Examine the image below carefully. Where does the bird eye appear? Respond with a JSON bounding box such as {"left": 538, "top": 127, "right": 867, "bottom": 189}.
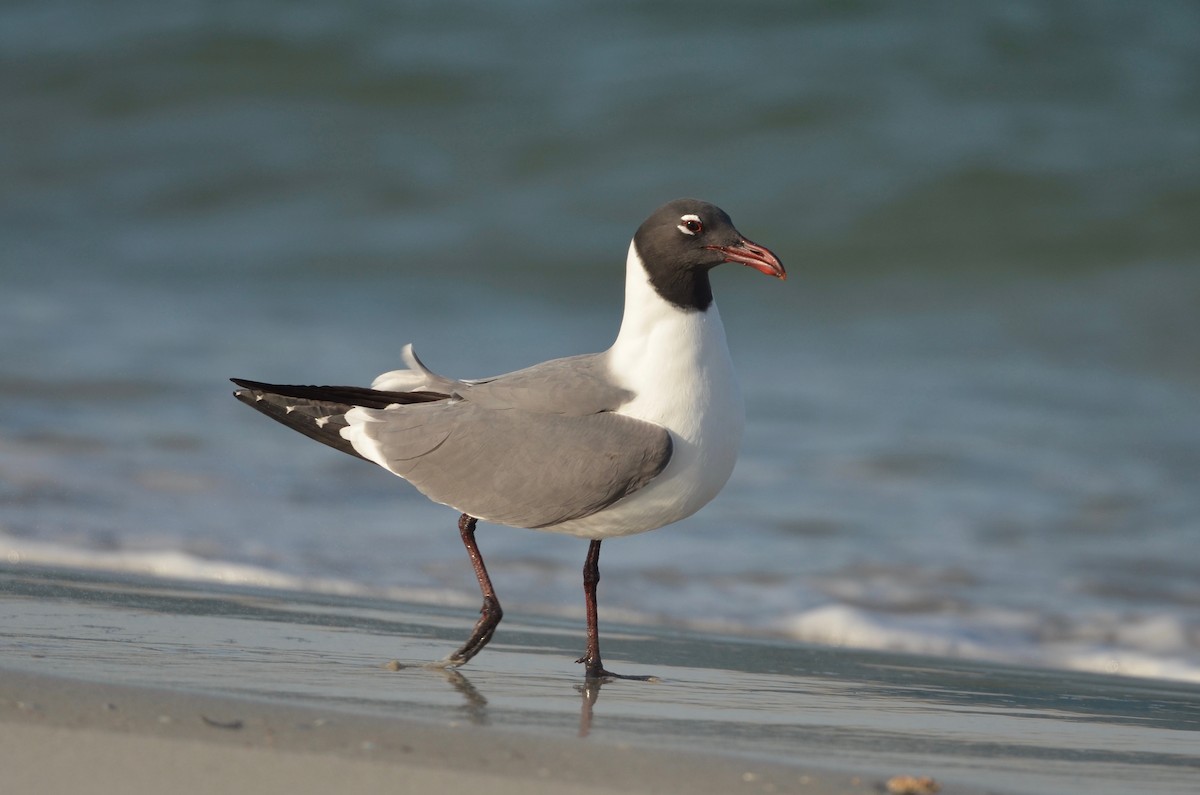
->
{"left": 677, "top": 214, "right": 704, "bottom": 236}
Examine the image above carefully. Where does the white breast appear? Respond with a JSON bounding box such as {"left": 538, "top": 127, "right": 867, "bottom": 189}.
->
{"left": 545, "top": 243, "right": 745, "bottom": 539}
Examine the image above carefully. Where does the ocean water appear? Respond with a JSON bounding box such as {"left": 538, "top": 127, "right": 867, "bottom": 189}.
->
{"left": 3, "top": 0, "right": 1199, "bottom": 682}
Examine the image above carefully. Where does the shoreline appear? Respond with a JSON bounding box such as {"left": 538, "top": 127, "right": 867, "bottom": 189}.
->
{"left": 4, "top": 564, "right": 1199, "bottom": 795}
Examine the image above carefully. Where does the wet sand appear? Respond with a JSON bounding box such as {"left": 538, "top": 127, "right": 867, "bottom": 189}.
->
{"left": 2, "top": 565, "right": 1198, "bottom": 794}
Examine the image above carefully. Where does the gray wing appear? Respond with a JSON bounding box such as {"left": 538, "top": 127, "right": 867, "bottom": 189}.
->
{"left": 351, "top": 398, "right": 672, "bottom": 528}
{"left": 461, "top": 352, "right": 635, "bottom": 415}
{"left": 372, "top": 346, "right": 634, "bottom": 416}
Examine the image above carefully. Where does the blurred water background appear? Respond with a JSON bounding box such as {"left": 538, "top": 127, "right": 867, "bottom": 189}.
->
{"left": 3, "top": 0, "right": 1199, "bottom": 682}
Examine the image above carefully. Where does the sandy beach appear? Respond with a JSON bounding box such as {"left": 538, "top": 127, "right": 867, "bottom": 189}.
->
{"left": 3, "top": 565, "right": 1198, "bottom": 795}
{"left": 2, "top": 669, "right": 859, "bottom": 795}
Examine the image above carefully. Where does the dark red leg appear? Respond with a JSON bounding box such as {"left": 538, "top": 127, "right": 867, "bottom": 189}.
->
{"left": 444, "top": 514, "right": 503, "bottom": 667}
{"left": 575, "top": 539, "right": 655, "bottom": 681}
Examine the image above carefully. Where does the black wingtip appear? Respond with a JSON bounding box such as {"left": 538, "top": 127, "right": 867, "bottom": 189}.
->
{"left": 231, "top": 378, "right": 255, "bottom": 402}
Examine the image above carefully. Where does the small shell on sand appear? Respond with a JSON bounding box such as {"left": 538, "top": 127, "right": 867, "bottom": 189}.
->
{"left": 885, "top": 775, "right": 940, "bottom": 795}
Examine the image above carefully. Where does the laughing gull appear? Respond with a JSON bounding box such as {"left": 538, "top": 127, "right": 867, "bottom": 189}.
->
{"left": 231, "top": 198, "right": 785, "bottom": 679}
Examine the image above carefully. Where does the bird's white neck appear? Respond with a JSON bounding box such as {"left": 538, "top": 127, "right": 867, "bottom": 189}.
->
{"left": 610, "top": 242, "right": 710, "bottom": 368}
{"left": 607, "top": 242, "right": 741, "bottom": 432}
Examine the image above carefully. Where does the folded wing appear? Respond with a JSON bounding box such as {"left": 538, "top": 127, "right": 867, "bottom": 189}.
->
{"left": 346, "top": 399, "right": 670, "bottom": 527}
{"left": 232, "top": 348, "right": 672, "bottom": 529}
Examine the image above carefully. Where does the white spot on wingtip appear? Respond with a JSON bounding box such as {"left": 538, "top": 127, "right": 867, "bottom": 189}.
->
{"left": 285, "top": 405, "right": 295, "bottom": 413}
{"left": 315, "top": 416, "right": 330, "bottom": 428}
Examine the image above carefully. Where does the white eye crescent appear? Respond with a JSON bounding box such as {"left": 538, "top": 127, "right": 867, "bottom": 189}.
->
{"left": 677, "top": 214, "right": 703, "bottom": 236}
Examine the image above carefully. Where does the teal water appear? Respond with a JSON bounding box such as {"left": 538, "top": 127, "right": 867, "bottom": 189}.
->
{"left": 2, "top": 1, "right": 1199, "bottom": 681}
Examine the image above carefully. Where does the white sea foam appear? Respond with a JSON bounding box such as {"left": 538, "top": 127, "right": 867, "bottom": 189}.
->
{"left": 1, "top": 538, "right": 478, "bottom": 609}
{"left": 779, "top": 604, "right": 1200, "bottom": 684}
{"left": 7, "top": 537, "right": 1199, "bottom": 685}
